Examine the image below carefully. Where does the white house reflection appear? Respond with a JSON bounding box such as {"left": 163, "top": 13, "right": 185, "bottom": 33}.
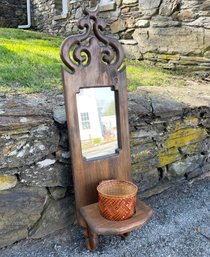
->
{"left": 76, "top": 87, "right": 119, "bottom": 159}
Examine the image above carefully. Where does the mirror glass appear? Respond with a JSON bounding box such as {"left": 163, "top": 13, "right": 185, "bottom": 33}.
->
{"left": 76, "top": 87, "right": 119, "bottom": 159}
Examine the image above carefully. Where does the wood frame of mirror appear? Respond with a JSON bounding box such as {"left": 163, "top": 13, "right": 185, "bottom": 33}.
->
{"left": 60, "top": 6, "right": 153, "bottom": 251}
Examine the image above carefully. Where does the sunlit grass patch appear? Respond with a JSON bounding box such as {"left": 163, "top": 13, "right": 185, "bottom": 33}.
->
{"left": 0, "top": 28, "right": 63, "bottom": 92}
{"left": 126, "top": 60, "right": 173, "bottom": 91}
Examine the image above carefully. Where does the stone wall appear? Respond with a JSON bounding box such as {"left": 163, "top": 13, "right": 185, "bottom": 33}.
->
{"left": 0, "top": 94, "right": 74, "bottom": 248}
{"left": 31, "top": 0, "right": 210, "bottom": 71}
{"left": 31, "top": 0, "right": 90, "bottom": 35}
{"left": 0, "top": 86, "right": 209, "bottom": 248}
{"left": 128, "top": 85, "right": 210, "bottom": 196}
{"left": 0, "top": 0, "right": 27, "bottom": 28}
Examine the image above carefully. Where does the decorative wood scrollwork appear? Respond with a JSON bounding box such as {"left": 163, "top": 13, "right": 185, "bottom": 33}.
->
{"left": 60, "top": 5, "right": 125, "bottom": 73}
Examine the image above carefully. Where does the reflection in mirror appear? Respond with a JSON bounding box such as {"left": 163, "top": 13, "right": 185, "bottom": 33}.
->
{"left": 76, "top": 87, "right": 119, "bottom": 159}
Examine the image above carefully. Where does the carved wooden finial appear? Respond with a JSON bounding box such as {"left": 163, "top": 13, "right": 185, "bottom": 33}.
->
{"left": 60, "top": 5, "right": 124, "bottom": 73}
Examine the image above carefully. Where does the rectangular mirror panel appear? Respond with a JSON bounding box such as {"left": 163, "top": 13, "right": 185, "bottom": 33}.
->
{"left": 76, "top": 87, "right": 119, "bottom": 160}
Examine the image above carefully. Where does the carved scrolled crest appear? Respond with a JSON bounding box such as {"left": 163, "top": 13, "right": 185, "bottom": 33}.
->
{"left": 60, "top": 5, "right": 125, "bottom": 73}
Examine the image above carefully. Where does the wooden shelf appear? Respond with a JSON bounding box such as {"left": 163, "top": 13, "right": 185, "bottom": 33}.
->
{"left": 80, "top": 200, "right": 153, "bottom": 235}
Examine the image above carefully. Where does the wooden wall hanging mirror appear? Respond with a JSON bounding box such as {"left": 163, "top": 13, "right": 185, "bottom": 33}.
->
{"left": 60, "top": 6, "right": 153, "bottom": 251}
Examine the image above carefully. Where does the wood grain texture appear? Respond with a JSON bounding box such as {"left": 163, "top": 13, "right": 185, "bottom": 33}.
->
{"left": 61, "top": 6, "right": 131, "bottom": 227}
{"left": 80, "top": 201, "right": 153, "bottom": 235}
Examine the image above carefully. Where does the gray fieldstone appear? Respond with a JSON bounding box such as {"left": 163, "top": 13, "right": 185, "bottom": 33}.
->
{"left": 128, "top": 93, "right": 152, "bottom": 116}
{"left": 159, "top": 0, "right": 180, "bottom": 16}
{"left": 121, "top": 6, "right": 130, "bottom": 14}
{"left": 48, "top": 187, "right": 67, "bottom": 200}
{"left": 167, "top": 155, "right": 205, "bottom": 179}
{"left": 204, "top": 29, "right": 210, "bottom": 50}
{"left": 204, "top": 51, "right": 210, "bottom": 58}
{"left": 120, "top": 39, "right": 137, "bottom": 45}
{"left": 187, "top": 17, "right": 210, "bottom": 29}
{"left": 139, "top": 0, "right": 161, "bottom": 10}
{"left": 179, "top": 56, "right": 210, "bottom": 65}
{"left": 121, "top": 43, "right": 142, "bottom": 60}
{"left": 151, "top": 17, "right": 181, "bottom": 28}
{"left": 111, "top": 19, "right": 127, "bottom": 33}
{"left": 180, "top": 0, "right": 201, "bottom": 11}
{"left": 135, "top": 19, "right": 150, "bottom": 27}
{"left": 0, "top": 185, "right": 47, "bottom": 248}
{"left": 99, "top": 8, "right": 120, "bottom": 23}
{"left": 29, "top": 196, "right": 75, "bottom": 239}
{"left": 132, "top": 168, "right": 159, "bottom": 192}
{"left": 19, "top": 160, "right": 71, "bottom": 187}
{"left": 201, "top": 0, "right": 210, "bottom": 10}
{"left": 75, "top": 7, "right": 82, "bottom": 19}
{"left": 126, "top": 16, "right": 135, "bottom": 28}
{"left": 139, "top": 0, "right": 161, "bottom": 16}
{"left": 99, "top": 1, "right": 116, "bottom": 12}
{"left": 53, "top": 105, "right": 66, "bottom": 124}
{"left": 122, "top": 0, "right": 138, "bottom": 4}
{"left": 129, "top": 89, "right": 185, "bottom": 117}
{"left": 133, "top": 27, "right": 204, "bottom": 55}
{"left": 174, "top": 10, "right": 198, "bottom": 21}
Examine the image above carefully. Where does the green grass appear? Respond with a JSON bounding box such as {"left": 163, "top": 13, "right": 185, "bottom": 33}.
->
{"left": 0, "top": 28, "right": 191, "bottom": 93}
{"left": 126, "top": 60, "right": 175, "bottom": 91}
{"left": 0, "top": 28, "right": 63, "bottom": 92}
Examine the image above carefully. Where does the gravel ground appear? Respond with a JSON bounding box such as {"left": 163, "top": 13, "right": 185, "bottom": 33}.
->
{"left": 1, "top": 176, "right": 210, "bottom": 257}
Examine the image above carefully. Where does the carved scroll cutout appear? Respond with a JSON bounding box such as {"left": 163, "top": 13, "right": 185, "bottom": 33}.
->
{"left": 60, "top": 5, "right": 125, "bottom": 73}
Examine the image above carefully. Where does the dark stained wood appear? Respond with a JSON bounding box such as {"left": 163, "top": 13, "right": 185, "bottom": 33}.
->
{"left": 60, "top": 5, "right": 153, "bottom": 250}
{"left": 61, "top": 5, "right": 131, "bottom": 227}
{"left": 80, "top": 201, "right": 153, "bottom": 235}
{"left": 84, "top": 226, "right": 99, "bottom": 251}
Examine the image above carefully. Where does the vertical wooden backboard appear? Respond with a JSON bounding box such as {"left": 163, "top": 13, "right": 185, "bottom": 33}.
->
{"left": 60, "top": 6, "right": 131, "bottom": 227}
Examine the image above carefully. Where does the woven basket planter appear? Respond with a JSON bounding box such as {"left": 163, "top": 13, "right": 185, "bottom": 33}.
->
{"left": 97, "top": 180, "right": 138, "bottom": 221}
